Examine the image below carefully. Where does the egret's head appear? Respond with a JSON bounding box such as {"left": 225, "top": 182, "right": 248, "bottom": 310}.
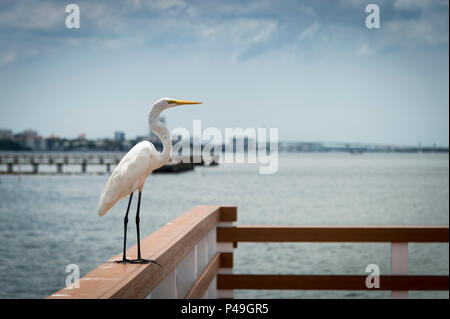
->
{"left": 154, "top": 97, "right": 202, "bottom": 111}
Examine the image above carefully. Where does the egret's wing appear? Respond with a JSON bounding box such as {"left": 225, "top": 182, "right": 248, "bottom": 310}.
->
{"left": 97, "top": 142, "right": 153, "bottom": 216}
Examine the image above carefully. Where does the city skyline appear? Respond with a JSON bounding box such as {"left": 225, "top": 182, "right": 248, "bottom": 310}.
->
{"left": 1, "top": 126, "right": 448, "bottom": 151}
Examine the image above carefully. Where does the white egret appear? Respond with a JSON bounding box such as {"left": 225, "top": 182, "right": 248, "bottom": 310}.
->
{"left": 97, "top": 97, "right": 201, "bottom": 264}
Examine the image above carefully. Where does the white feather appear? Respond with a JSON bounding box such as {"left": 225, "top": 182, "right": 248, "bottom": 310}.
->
{"left": 97, "top": 141, "right": 156, "bottom": 216}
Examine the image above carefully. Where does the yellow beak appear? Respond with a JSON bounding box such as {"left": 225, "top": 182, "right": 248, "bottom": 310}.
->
{"left": 169, "top": 99, "right": 202, "bottom": 106}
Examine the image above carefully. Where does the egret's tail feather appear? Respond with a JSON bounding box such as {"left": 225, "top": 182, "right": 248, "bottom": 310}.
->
{"left": 97, "top": 192, "right": 115, "bottom": 216}
{"left": 97, "top": 193, "right": 108, "bottom": 216}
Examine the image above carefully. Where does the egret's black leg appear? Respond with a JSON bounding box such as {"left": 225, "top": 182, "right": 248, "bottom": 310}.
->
{"left": 130, "top": 190, "right": 162, "bottom": 267}
{"left": 136, "top": 190, "right": 143, "bottom": 260}
{"left": 115, "top": 192, "right": 134, "bottom": 264}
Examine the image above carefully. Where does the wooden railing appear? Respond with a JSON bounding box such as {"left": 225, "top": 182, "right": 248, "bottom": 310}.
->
{"left": 48, "top": 206, "right": 236, "bottom": 299}
{"left": 217, "top": 225, "right": 449, "bottom": 298}
{"left": 48, "top": 206, "right": 449, "bottom": 299}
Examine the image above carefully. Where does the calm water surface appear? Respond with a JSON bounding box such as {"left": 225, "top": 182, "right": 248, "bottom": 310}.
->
{"left": 0, "top": 153, "right": 448, "bottom": 298}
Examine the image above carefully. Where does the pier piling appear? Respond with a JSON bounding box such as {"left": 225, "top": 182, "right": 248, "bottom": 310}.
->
{"left": 32, "top": 162, "right": 39, "bottom": 174}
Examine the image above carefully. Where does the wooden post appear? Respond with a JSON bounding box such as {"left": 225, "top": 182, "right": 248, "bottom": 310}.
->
{"left": 151, "top": 269, "right": 178, "bottom": 299}
{"left": 391, "top": 242, "right": 408, "bottom": 299}
{"left": 217, "top": 206, "right": 237, "bottom": 299}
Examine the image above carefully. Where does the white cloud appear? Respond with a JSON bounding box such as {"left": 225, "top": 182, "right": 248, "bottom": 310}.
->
{"left": 299, "top": 22, "right": 319, "bottom": 40}
{"left": 356, "top": 43, "right": 374, "bottom": 55}
{"left": 394, "top": 0, "right": 433, "bottom": 10}
{"left": 386, "top": 19, "right": 449, "bottom": 46}
{"left": 0, "top": 52, "right": 17, "bottom": 65}
{"left": 0, "top": 1, "right": 61, "bottom": 30}
{"left": 27, "top": 49, "right": 39, "bottom": 56}
{"left": 0, "top": 0, "right": 448, "bottom": 66}
{"left": 250, "top": 21, "right": 278, "bottom": 43}
{"left": 126, "top": 0, "right": 187, "bottom": 10}
{"left": 193, "top": 18, "right": 278, "bottom": 45}
{"left": 339, "top": 0, "right": 364, "bottom": 8}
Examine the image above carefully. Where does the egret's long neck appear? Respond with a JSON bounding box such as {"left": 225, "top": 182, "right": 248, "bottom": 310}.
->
{"left": 149, "top": 106, "right": 171, "bottom": 167}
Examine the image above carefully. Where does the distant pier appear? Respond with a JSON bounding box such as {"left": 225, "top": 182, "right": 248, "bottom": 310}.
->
{"left": 0, "top": 152, "right": 217, "bottom": 175}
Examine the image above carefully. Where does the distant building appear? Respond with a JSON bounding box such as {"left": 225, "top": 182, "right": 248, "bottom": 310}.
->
{"left": 14, "top": 129, "right": 46, "bottom": 150}
{"left": 45, "top": 136, "right": 61, "bottom": 151}
{"left": 114, "top": 131, "right": 125, "bottom": 142}
{"left": 0, "top": 129, "right": 12, "bottom": 140}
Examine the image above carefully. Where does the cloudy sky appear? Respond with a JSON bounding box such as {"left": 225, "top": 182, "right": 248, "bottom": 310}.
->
{"left": 0, "top": 0, "right": 448, "bottom": 146}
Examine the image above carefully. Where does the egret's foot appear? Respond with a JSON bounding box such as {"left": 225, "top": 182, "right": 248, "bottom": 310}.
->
{"left": 130, "top": 258, "right": 163, "bottom": 267}
{"left": 114, "top": 258, "right": 135, "bottom": 264}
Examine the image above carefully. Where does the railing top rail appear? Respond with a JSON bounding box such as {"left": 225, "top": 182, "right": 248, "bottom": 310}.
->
{"left": 217, "top": 225, "right": 449, "bottom": 243}
{"left": 48, "top": 205, "right": 236, "bottom": 299}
